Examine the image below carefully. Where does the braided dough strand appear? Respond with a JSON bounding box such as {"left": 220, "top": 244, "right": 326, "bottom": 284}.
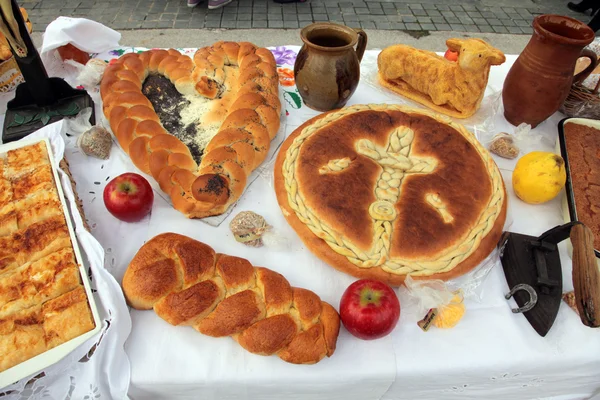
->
{"left": 101, "top": 42, "right": 281, "bottom": 218}
{"left": 122, "top": 233, "right": 340, "bottom": 365}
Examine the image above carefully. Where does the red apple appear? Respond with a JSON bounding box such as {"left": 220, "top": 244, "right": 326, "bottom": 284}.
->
{"left": 444, "top": 49, "right": 459, "bottom": 62}
{"left": 339, "top": 279, "right": 400, "bottom": 340}
{"left": 103, "top": 173, "right": 154, "bottom": 222}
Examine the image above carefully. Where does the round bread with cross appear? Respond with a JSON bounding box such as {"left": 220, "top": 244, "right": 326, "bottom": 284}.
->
{"left": 274, "top": 104, "right": 507, "bottom": 285}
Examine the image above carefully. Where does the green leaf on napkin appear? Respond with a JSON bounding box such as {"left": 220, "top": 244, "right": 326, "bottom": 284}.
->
{"left": 284, "top": 91, "right": 302, "bottom": 109}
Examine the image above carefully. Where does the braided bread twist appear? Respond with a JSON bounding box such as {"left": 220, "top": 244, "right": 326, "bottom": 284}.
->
{"left": 100, "top": 41, "right": 281, "bottom": 218}
{"left": 122, "top": 233, "right": 340, "bottom": 365}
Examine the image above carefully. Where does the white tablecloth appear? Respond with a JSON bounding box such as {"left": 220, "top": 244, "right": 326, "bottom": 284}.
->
{"left": 14, "top": 45, "right": 600, "bottom": 400}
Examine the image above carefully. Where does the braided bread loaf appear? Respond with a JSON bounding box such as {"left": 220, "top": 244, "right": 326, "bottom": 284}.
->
{"left": 122, "top": 233, "right": 340, "bottom": 365}
{"left": 100, "top": 42, "right": 281, "bottom": 218}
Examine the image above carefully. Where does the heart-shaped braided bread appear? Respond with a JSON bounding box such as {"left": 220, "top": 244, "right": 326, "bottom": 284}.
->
{"left": 100, "top": 41, "right": 281, "bottom": 218}
{"left": 122, "top": 233, "right": 340, "bottom": 364}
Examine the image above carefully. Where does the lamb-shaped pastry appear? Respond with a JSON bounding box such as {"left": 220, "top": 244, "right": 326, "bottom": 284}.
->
{"left": 377, "top": 38, "right": 505, "bottom": 118}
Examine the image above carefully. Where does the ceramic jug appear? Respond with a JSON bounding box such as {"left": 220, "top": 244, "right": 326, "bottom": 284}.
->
{"left": 294, "top": 22, "right": 367, "bottom": 111}
{"left": 503, "top": 15, "right": 597, "bottom": 128}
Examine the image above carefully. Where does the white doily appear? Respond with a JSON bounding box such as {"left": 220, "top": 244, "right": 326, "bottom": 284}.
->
{"left": 0, "top": 122, "right": 131, "bottom": 400}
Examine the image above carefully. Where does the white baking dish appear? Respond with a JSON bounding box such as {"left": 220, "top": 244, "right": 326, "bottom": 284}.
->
{"left": 0, "top": 137, "right": 101, "bottom": 389}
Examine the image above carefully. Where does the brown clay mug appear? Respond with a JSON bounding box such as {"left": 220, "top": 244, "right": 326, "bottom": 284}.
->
{"left": 294, "top": 22, "right": 367, "bottom": 111}
{"left": 503, "top": 15, "right": 597, "bottom": 128}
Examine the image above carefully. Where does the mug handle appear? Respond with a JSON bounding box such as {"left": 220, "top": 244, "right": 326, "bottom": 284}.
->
{"left": 354, "top": 28, "right": 367, "bottom": 63}
{"left": 573, "top": 48, "right": 598, "bottom": 84}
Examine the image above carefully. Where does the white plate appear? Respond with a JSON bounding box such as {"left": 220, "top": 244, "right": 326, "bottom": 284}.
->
{"left": 0, "top": 137, "right": 101, "bottom": 389}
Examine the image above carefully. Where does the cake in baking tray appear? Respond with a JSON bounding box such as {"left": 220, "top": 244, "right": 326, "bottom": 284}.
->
{"left": 0, "top": 141, "right": 95, "bottom": 373}
{"left": 275, "top": 104, "right": 507, "bottom": 285}
{"left": 563, "top": 122, "right": 600, "bottom": 249}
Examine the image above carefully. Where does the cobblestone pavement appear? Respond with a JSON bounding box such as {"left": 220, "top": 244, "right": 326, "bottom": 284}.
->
{"left": 21, "top": 0, "right": 595, "bottom": 33}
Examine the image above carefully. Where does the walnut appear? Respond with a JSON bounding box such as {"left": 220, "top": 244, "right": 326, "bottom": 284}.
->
{"left": 489, "top": 132, "right": 519, "bottom": 159}
{"left": 77, "top": 126, "right": 112, "bottom": 160}
{"left": 229, "top": 211, "right": 271, "bottom": 247}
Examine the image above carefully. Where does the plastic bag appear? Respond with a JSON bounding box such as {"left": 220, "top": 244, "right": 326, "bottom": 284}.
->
{"left": 76, "top": 58, "right": 108, "bottom": 89}
{"left": 402, "top": 276, "right": 466, "bottom": 330}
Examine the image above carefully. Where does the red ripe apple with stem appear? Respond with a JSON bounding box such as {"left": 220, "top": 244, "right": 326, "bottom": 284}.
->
{"left": 103, "top": 173, "right": 154, "bottom": 222}
{"left": 339, "top": 279, "right": 401, "bottom": 340}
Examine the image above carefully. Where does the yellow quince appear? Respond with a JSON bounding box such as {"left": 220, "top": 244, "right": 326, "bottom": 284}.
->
{"left": 512, "top": 151, "right": 566, "bottom": 204}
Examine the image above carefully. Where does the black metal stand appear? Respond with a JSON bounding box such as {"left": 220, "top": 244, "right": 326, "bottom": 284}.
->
{"left": 1, "top": 0, "right": 95, "bottom": 143}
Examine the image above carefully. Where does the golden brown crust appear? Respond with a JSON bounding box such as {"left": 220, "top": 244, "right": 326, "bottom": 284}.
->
{"left": 101, "top": 42, "right": 281, "bottom": 219}
{"left": 122, "top": 233, "right": 340, "bottom": 364}
{"left": 377, "top": 39, "right": 505, "bottom": 119}
{"left": 274, "top": 105, "right": 507, "bottom": 285}
{"left": 0, "top": 287, "right": 94, "bottom": 372}
{"left": 0, "top": 142, "right": 95, "bottom": 373}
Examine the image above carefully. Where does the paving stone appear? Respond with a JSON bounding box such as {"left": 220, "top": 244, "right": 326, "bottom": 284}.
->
{"left": 205, "top": 20, "right": 220, "bottom": 27}
{"left": 189, "top": 19, "right": 205, "bottom": 27}
{"left": 450, "top": 23, "right": 465, "bottom": 31}
{"left": 360, "top": 21, "right": 375, "bottom": 28}
{"left": 404, "top": 22, "right": 421, "bottom": 30}
{"left": 434, "top": 22, "right": 451, "bottom": 31}
{"left": 157, "top": 20, "right": 174, "bottom": 28}
{"left": 283, "top": 20, "right": 299, "bottom": 28}
{"left": 268, "top": 20, "right": 283, "bottom": 27}
{"left": 506, "top": 26, "right": 522, "bottom": 33}
{"left": 31, "top": 0, "right": 576, "bottom": 32}
{"left": 376, "top": 22, "right": 392, "bottom": 29}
